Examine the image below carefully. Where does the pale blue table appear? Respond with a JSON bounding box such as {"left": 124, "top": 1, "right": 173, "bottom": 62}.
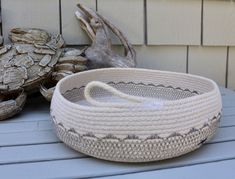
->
{"left": 0, "top": 88, "right": 235, "bottom": 179}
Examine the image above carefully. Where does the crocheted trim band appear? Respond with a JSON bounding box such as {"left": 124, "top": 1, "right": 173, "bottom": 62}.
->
{"left": 51, "top": 112, "right": 221, "bottom": 142}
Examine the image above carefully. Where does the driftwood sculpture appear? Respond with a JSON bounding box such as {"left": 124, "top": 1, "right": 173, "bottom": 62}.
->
{"left": 75, "top": 4, "right": 136, "bottom": 69}
{"left": 0, "top": 4, "right": 136, "bottom": 120}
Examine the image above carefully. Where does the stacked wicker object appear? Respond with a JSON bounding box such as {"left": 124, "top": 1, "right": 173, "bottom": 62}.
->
{"left": 50, "top": 68, "right": 222, "bottom": 162}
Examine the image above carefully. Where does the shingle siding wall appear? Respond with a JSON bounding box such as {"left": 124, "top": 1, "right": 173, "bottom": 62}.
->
{"left": 1, "top": 0, "right": 235, "bottom": 89}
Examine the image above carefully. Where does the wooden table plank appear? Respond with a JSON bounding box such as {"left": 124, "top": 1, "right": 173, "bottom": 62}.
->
{"left": 220, "top": 116, "right": 235, "bottom": 127}
{"left": 0, "top": 137, "right": 234, "bottom": 167}
{"left": 0, "top": 143, "right": 84, "bottom": 165}
{"left": 208, "top": 126, "right": 235, "bottom": 143}
{"left": 0, "top": 130, "right": 59, "bottom": 147}
{"left": 223, "top": 107, "right": 235, "bottom": 117}
{"left": 97, "top": 159, "right": 235, "bottom": 179}
{"left": 0, "top": 140, "right": 235, "bottom": 178}
{"left": 220, "top": 87, "right": 235, "bottom": 95}
{"left": 0, "top": 121, "right": 52, "bottom": 133}
{"left": 222, "top": 99, "right": 235, "bottom": 108}
{"left": 0, "top": 122, "right": 38, "bottom": 133}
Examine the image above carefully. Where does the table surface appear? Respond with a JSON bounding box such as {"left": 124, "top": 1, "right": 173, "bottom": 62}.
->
{"left": 0, "top": 88, "right": 235, "bottom": 179}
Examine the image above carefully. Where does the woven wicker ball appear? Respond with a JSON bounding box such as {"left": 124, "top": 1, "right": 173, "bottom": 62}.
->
{"left": 50, "top": 68, "right": 222, "bottom": 162}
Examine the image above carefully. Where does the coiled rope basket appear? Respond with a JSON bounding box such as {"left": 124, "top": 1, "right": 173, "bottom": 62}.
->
{"left": 50, "top": 68, "right": 222, "bottom": 162}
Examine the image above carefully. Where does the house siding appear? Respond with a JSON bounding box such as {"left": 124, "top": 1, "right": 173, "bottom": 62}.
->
{"left": 1, "top": 0, "right": 235, "bottom": 89}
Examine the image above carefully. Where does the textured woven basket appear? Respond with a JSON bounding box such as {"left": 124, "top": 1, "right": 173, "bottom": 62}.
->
{"left": 50, "top": 68, "right": 222, "bottom": 162}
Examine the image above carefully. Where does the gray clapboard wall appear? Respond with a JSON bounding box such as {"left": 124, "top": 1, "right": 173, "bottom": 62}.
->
{"left": 1, "top": 0, "right": 235, "bottom": 89}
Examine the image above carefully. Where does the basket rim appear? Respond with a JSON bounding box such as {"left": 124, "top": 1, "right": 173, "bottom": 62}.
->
{"left": 53, "top": 68, "right": 220, "bottom": 112}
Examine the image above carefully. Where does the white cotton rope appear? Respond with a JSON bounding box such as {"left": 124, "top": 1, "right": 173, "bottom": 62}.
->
{"left": 84, "top": 81, "right": 163, "bottom": 109}
{"left": 50, "top": 68, "right": 222, "bottom": 162}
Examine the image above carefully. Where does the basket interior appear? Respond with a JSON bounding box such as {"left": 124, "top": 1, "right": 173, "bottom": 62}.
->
{"left": 63, "top": 82, "right": 199, "bottom": 106}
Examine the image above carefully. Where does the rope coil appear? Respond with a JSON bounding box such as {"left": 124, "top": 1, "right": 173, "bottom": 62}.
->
{"left": 84, "top": 81, "right": 164, "bottom": 109}
{"left": 51, "top": 68, "right": 222, "bottom": 162}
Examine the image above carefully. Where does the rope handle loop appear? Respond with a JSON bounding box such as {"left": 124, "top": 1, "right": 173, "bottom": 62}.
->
{"left": 84, "top": 81, "right": 163, "bottom": 109}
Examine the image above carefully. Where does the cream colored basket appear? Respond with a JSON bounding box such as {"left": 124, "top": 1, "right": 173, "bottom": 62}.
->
{"left": 50, "top": 68, "right": 222, "bottom": 162}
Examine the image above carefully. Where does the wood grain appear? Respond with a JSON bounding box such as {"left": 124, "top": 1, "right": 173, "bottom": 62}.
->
{"left": 228, "top": 47, "right": 235, "bottom": 89}
{"left": 135, "top": 46, "right": 187, "bottom": 72}
{"left": 97, "top": 159, "right": 235, "bottom": 179}
{"left": 203, "top": 0, "right": 235, "bottom": 46}
{"left": 61, "top": 0, "right": 96, "bottom": 45}
{"left": 97, "top": 0, "right": 144, "bottom": 45}
{"left": 188, "top": 46, "right": 227, "bottom": 86}
{"left": 1, "top": 0, "right": 60, "bottom": 44}
{"left": 0, "top": 141, "right": 235, "bottom": 178}
{"left": 147, "top": 0, "right": 201, "bottom": 45}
